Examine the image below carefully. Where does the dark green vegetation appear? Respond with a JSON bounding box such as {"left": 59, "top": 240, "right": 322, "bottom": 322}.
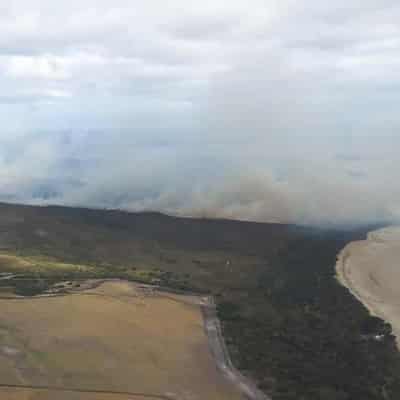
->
{"left": 12, "top": 277, "right": 50, "bottom": 296}
{"left": 0, "top": 203, "right": 398, "bottom": 399}
{"left": 219, "top": 228, "right": 400, "bottom": 400}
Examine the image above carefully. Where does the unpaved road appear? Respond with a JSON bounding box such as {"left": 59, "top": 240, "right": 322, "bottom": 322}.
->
{"left": 202, "top": 298, "right": 271, "bottom": 400}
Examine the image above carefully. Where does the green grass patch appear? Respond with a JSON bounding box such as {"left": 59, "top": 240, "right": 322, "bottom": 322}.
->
{"left": 0, "top": 252, "right": 95, "bottom": 275}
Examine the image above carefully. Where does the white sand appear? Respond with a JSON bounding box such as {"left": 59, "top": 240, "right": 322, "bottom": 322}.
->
{"left": 336, "top": 226, "right": 400, "bottom": 347}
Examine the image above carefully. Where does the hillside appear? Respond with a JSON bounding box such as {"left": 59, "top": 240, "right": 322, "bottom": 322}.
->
{"left": 0, "top": 203, "right": 398, "bottom": 399}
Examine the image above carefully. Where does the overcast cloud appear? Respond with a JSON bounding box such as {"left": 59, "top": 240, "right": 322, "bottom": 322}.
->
{"left": 0, "top": 0, "right": 400, "bottom": 226}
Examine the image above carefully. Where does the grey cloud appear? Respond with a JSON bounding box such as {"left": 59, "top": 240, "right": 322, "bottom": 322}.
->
{"left": 165, "top": 14, "right": 239, "bottom": 41}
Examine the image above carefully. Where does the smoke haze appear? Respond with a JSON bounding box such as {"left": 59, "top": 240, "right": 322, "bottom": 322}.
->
{"left": 0, "top": 0, "right": 400, "bottom": 226}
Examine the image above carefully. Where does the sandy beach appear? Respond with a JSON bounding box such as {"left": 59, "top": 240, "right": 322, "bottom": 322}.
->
{"left": 336, "top": 226, "right": 400, "bottom": 346}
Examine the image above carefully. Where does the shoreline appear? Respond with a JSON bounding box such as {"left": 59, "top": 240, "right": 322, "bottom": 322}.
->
{"left": 336, "top": 226, "right": 400, "bottom": 347}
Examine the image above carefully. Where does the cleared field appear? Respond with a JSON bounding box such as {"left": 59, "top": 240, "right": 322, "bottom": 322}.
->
{"left": 0, "top": 281, "right": 243, "bottom": 400}
{"left": 0, "top": 387, "right": 164, "bottom": 400}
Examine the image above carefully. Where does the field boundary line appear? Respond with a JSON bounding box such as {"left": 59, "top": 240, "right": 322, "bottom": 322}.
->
{"left": 0, "top": 383, "right": 175, "bottom": 399}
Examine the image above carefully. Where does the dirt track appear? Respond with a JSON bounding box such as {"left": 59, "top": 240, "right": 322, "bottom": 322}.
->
{"left": 202, "top": 298, "right": 271, "bottom": 400}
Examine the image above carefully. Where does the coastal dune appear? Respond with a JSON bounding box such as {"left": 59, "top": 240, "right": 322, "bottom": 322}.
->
{"left": 336, "top": 226, "right": 400, "bottom": 346}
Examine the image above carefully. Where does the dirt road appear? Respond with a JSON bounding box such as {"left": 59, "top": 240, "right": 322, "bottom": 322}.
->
{"left": 202, "top": 298, "right": 271, "bottom": 400}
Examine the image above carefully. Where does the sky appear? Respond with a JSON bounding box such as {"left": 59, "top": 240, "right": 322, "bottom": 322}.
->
{"left": 0, "top": 0, "right": 400, "bottom": 226}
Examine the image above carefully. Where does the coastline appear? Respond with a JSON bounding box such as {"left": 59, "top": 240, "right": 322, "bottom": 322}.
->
{"left": 336, "top": 226, "right": 400, "bottom": 347}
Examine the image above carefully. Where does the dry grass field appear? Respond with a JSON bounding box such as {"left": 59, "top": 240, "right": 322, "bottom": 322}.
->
{"left": 0, "top": 388, "right": 163, "bottom": 400}
{"left": 0, "top": 281, "right": 243, "bottom": 400}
